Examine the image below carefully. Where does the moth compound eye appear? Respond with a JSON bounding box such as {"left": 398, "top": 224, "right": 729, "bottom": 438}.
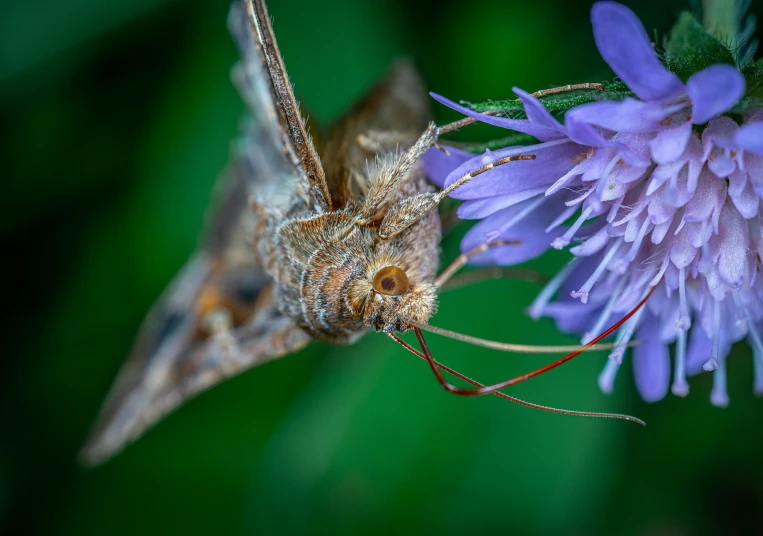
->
{"left": 372, "top": 266, "right": 409, "bottom": 296}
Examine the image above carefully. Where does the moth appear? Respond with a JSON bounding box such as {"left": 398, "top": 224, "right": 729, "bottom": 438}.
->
{"left": 82, "top": 0, "right": 646, "bottom": 465}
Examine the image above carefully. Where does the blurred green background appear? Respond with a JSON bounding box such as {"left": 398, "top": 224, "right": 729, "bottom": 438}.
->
{"left": 3, "top": 0, "right": 763, "bottom": 534}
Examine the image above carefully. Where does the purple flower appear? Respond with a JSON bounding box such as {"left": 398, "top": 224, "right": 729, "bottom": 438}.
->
{"left": 425, "top": 2, "right": 763, "bottom": 405}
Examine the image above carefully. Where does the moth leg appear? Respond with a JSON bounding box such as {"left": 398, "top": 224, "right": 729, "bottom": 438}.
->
{"left": 379, "top": 153, "right": 535, "bottom": 239}
{"left": 357, "top": 123, "right": 438, "bottom": 223}
{"left": 434, "top": 239, "right": 521, "bottom": 288}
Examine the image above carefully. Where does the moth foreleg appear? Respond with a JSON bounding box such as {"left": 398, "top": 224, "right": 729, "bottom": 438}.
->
{"left": 379, "top": 153, "right": 536, "bottom": 239}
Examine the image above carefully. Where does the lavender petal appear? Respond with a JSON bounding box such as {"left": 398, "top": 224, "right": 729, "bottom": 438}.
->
{"left": 422, "top": 146, "right": 473, "bottom": 187}
{"left": 735, "top": 122, "right": 763, "bottom": 155}
{"left": 430, "top": 93, "right": 566, "bottom": 141}
{"left": 687, "top": 64, "right": 746, "bottom": 125}
{"left": 633, "top": 316, "right": 671, "bottom": 402}
{"left": 590, "top": 2, "right": 683, "bottom": 102}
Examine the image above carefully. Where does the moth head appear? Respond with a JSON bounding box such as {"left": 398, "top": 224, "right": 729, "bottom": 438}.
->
{"left": 350, "top": 264, "right": 437, "bottom": 333}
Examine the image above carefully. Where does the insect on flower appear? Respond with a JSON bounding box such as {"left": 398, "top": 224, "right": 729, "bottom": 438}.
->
{"left": 81, "top": 0, "right": 651, "bottom": 465}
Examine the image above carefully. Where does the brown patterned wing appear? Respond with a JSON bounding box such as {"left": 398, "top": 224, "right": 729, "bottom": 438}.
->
{"left": 320, "top": 59, "right": 431, "bottom": 205}
{"left": 244, "top": 0, "right": 332, "bottom": 212}
{"left": 79, "top": 1, "right": 315, "bottom": 466}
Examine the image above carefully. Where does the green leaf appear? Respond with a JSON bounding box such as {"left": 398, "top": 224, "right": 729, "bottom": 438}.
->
{"left": 701, "top": 0, "right": 758, "bottom": 65}
{"left": 665, "top": 12, "right": 736, "bottom": 82}
{"left": 459, "top": 133, "right": 539, "bottom": 153}
{"left": 742, "top": 58, "right": 763, "bottom": 98}
{"left": 468, "top": 80, "right": 631, "bottom": 117}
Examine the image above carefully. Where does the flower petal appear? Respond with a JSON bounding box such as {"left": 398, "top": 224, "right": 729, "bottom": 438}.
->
{"left": 513, "top": 87, "right": 564, "bottom": 131}
{"left": 729, "top": 176, "right": 759, "bottom": 219}
{"left": 430, "top": 93, "right": 565, "bottom": 141}
{"left": 633, "top": 316, "right": 670, "bottom": 402}
{"left": 591, "top": 2, "right": 683, "bottom": 101}
{"left": 565, "top": 98, "right": 679, "bottom": 134}
{"left": 461, "top": 196, "right": 567, "bottom": 265}
{"left": 702, "top": 116, "right": 739, "bottom": 156}
{"left": 564, "top": 118, "right": 614, "bottom": 147}
{"left": 687, "top": 64, "right": 746, "bottom": 125}
{"left": 422, "top": 146, "right": 472, "bottom": 187}
{"left": 684, "top": 169, "right": 726, "bottom": 222}
{"left": 444, "top": 140, "right": 580, "bottom": 200}
{"left": 710, "top": 200, "right": 749, "bottom": 287}
{"left": 457, "top": 187, "right": 546, "bottom": 219}
{"left": 650, "top": 122, "right": 692, "bottom": 164}
{"left": 735, "top": 122, "right": 763, "bottom": 155}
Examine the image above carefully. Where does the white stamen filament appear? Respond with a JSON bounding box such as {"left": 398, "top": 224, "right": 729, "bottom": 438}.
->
{"left": 627, "top": 217, "right": 651, "bottom": 261}
{"left": 710, "top": 352, "right": 729, "bottom": 407}
{"left": 611, "top": 217, "right": 651, "bottom": 273}
{"left": 703, "top": 299, "right": 722, "bottom": 371}
{"left": 571, "top": 239, "right": 622, "bottom": 304}
{"left": 598, "top": 358, "right": 620, "bottom": 394}
{"left": 608, "top": 299, "right": 646, "bottom": 365}
{"left": 565, "top": 186, "right": 596, "bottom": 207}
{"left": 731, "top": 290, "right": 749, "bottom": 334}
{"left": 551, "top": 206, "right": 593, "bottom": 249}
{"left": 545, "top": 205, "right": 578, "bottom": 233}
{"left": 676, "top": 267, "right": 691, "bottom": 330}
{"left": 649, "top": 255, "right": 670, "bottom": 287}
{"left": 671, "top": 328, "right": 689, "bottom": 397}
{"left": 527, "top": 258, "right": 578, "bottom": 319}
{"left": 607, "top": 195, "right": 625, "bottom": 223}
{"left": 582, "top": 277, "right": 626, "bottom": 345}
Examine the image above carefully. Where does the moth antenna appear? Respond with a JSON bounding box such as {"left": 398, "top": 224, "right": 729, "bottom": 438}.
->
{"left": 436, "top": 83, "right": 604, "bottom": 136}
{"left": 412, "top": 322, "right": 639, "bottom": 354}
{"left": 437, "top": 154, "right": 536, "bottom": 200}
{"left": 437, "top": 110, "right": 503, "bottom": 136}
{"left": 412, "top": 284, "right": 657, "bottom": 397}
{"left": 387, "top": 333, "right": 645, "bottom": 425}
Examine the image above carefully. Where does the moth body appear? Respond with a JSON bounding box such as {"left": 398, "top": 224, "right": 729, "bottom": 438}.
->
{"left": 258, "top": 164, "right": 441, "bottom": 344}
{"left": 81, "top": 0, "right": 442, "bottom": 465}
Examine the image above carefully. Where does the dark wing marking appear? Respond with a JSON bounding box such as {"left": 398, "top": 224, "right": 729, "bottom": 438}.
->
{"left": 245, "top": 0, "right": 332, "bottom": 212}
{"left": 80, "top": 169, "right": 311, "bottom": 466}
{"left": 80, "top": 2, "right": 319, "bottom": 466}
{"left": 320, "top": 59, "right": 431, "bottom": 205}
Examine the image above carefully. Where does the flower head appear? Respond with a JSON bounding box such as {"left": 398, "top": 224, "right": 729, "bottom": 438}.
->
{"left": 426, "top": 1, "right": 763, "bottom": 405}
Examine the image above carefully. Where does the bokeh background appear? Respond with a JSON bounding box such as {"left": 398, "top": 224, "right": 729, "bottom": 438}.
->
{"left": 3, "top": 0, "right": 763, "bottom": 534}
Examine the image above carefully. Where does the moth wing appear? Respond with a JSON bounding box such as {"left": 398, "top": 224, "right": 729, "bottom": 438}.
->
{"left": 80, "top": 173, "right": 311, "bottom": 467}
{"left": 79, "top": 2, "right": 316, "bottom": 466}
{"left": 320, "top": 59, "right": 431, "bottom": 203}
{"left": 240, "top": 0, "right": 332, "bottom": 212}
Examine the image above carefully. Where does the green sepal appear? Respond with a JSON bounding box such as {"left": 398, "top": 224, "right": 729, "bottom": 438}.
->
{"left": 742, "top": 59, "right": 763, "bottom": 98}
{"left": 665, "top": 12, "right": 736, "bottom": 82}
{"left": 458, "top": 133, "right": 539, "bottom": 154}
{"left": 468, "top": 80, "right": 631, "bottom": 116}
